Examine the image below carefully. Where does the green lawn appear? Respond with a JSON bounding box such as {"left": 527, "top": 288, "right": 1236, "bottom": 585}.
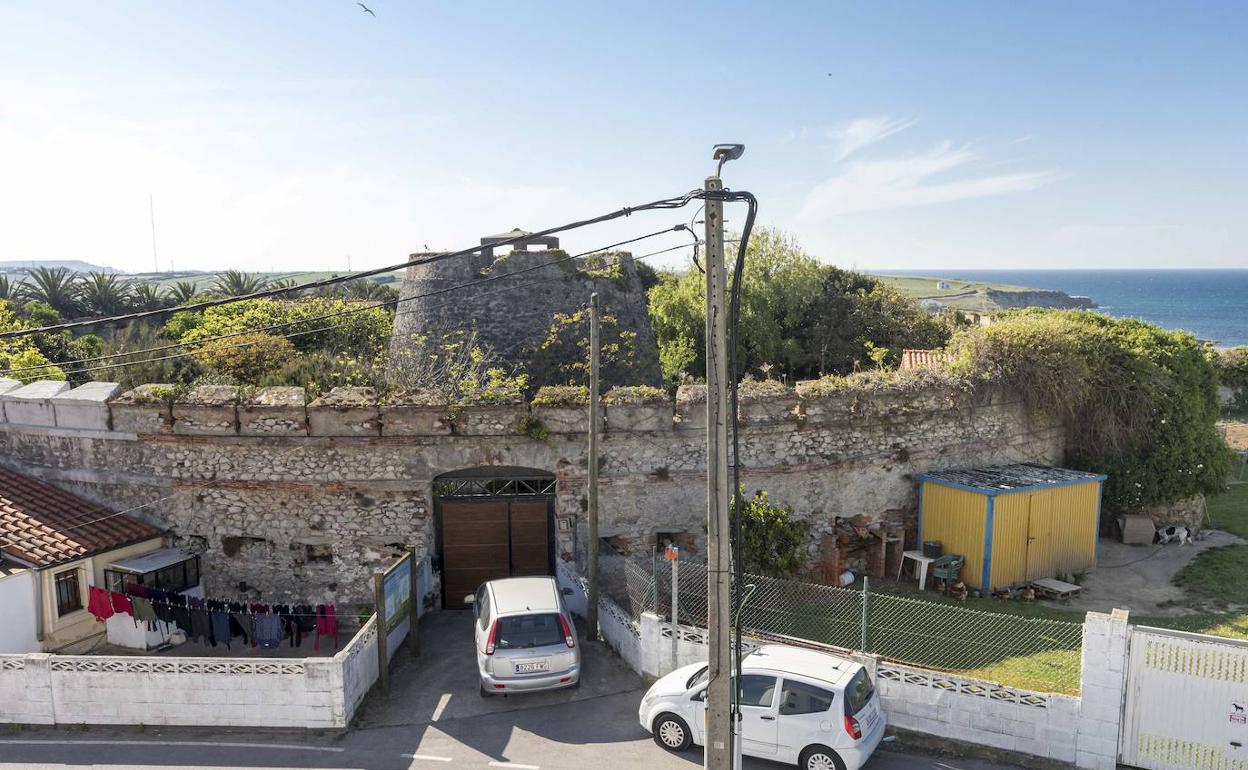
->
{"left": 1171, "top": 484, "right": 1248, "bottom": 607}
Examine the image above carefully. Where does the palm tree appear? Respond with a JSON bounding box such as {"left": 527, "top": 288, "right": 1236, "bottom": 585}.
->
{"left": 78, "top": 272, "right": 134, "bottom": 316}
{"left": 211, "top": 270, "right": 270, "bottom": 297}
{"left": 19, "top": 267, "right": 81, "bottom": 317}
{"left": 131, "top": 284, "right": 168, "bottom": 311}
{"left": 0, "top": 276, "right": 16, "bottom": 303}
{"left": 164, "top": 280, "right": 200, "bottom": 306}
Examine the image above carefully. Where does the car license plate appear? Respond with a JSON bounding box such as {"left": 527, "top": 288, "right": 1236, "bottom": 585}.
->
{"left": 515, "top": 660, "right": 548, "bottom": 674}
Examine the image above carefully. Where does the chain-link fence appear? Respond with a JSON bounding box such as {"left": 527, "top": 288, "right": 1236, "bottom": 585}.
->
{"left": 624, "top": 556, "right": 1084, "bottom": 695}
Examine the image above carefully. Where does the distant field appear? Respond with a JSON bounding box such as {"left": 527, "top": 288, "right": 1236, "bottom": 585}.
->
{"left": 876, "top": 273, "right": 1046, "bottom": 312}
{"left": 0, "top": 269, "right": 406, "bottom": 290}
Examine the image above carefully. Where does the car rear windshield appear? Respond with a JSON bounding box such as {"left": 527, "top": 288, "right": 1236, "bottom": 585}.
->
{"left": 495, "top": 613, "right": 564, "bottom": 650}
{"left": 844, "top": 668, "right": 875, "bottom": 715}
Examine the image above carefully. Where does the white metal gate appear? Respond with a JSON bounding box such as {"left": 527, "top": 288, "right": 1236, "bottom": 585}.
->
{"left": 1121, "top": 626, "right": 1248, "bottom": 769}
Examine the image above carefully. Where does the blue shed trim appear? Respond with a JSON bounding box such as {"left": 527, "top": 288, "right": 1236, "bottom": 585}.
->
{"left": 917, "top": 482, "right": 926, "bottom": 543}
{"left": 916, "top": 475, "right": 1108, "bottom": 497}
{"left": 1093, "top": 480, "right": 1104, "bottom": 567}
{"left": 981, "top": 496, "right": 996, "bottom": 590}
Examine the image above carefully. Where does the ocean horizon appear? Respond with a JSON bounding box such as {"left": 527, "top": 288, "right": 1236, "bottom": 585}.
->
{"left": 872, "top": 269, "right": 1248, "bottom": 348}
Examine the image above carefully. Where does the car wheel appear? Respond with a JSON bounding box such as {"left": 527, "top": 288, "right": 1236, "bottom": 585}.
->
{"left": 479, "top": 683, "right": 494, "bottom": 698}
{"left": 652, "top": 713, "right": 693, "bottom": 752}
{"left": 799, "top": 745, "right": 846, "bottom": 770}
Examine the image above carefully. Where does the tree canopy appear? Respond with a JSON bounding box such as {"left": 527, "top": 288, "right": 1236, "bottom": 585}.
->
{"left": 647, "top": 228, "right": 958, "bottom": 386}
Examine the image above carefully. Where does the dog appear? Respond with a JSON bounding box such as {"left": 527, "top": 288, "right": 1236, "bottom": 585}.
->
{"left": 1234, "top": 703, "right": 1245, "bottom": 714}
{"left": 1154, "top": 525, "right": 1194, "bottom": 546}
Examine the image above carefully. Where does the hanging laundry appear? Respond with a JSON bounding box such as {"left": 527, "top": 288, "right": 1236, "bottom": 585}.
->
{"left": 314, "top": 604, "right": 339, "bottom": 651}
{"left": 87, "top": 586, "right": 115, "bottom": 623}
{"left": 131, "top": 597, "right": 158, "bottom": 630}
{"left": 110, "top": 591, "right": 133, "bottom": 616}
{"left": 210, "top": 610, "right": 233, "bottom": 650}
{"left": 254, "top": 613, "right": 285, "bottom": 649}
{"left": 189, "top": 608, "right": 213, "bottom": 645}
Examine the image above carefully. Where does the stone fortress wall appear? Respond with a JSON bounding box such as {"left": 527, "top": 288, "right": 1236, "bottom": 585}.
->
{"left": 0, "top": 377, "right": 1063, "bottom": 607}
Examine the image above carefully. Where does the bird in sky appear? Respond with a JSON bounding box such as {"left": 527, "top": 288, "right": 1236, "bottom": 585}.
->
{"left": 358, "top": 2, "right": 375, "bottom": 16}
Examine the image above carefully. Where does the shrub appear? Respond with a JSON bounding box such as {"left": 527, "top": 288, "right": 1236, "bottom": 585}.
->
{"left": 949, "top": 310, "right": 1232, "bottom": 510}
{"left": 603, "top": 385, "right": 668, "bottom": 405}
{"left": 735, "top": 489, "right": 809, "bottom": 578}
{"left": 1215, "top": 346, "right": 1248, "bottom": 415}
{"left": 531, "top": 385, "right": 589, "bottom": 408}
{"left": 192, "top": 333, "right": 296, "bottom": 383}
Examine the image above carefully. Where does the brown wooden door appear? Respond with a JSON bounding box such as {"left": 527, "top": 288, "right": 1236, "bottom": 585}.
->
{"left": 509, "top": 500, "right": 550, "bottom": 577}
{"left": 441, "top": 500, "right": 510, "bottom": 609}
{"left": 439, "top": 498, "right": 552, "bottom": 609}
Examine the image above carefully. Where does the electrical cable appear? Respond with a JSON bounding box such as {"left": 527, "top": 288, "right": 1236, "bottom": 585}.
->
{"left": 0, "top": 189, "right": 705, "bottom": 341}
{"left": 0, "top": 230, "right": 711, "bottom": 550}
{"left": 1, "top": 226, "right": 692, "bottom": 378}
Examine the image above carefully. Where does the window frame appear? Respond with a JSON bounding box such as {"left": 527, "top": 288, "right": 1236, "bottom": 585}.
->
{"left": 779, "top": 678, "right": 836, "bottom": 716}
{"left": 103, "top": 555, "right": 201, "bottom": 595}
{"left": 53, "top": 568, "right": 84, "bottom": 617}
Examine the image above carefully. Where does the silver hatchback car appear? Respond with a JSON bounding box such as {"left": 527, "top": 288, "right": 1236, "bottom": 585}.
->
{"left": 466, "top": 576, "right": 581, "bottom": 696}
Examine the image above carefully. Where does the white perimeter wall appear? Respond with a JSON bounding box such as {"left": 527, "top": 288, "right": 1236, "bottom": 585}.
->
{"left": 0, "top": 571, "right": 38, "bottom": 654}
{"left": 611, "top": 606, "right": 1133, "bottom": 770}
{"left": 0, "top": 613, "right": 388, "bottom": 729}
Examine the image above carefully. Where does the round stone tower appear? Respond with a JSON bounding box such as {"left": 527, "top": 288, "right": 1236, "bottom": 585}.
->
{"left": 388, "top": 229, "right": 662, "bottom": 390}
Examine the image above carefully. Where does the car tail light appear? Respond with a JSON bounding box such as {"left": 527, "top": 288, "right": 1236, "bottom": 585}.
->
{"left": 559, "top": 614, "right": 575, "bottom": 648}
{"left": 844, "top": 714, "right": 862, "bottom": 740}
{"left": 484, "top": 620, "right": 500, "bottom": 655}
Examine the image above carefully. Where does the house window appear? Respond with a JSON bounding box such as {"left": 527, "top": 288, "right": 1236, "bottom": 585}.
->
{"left": 104, "top": 555, "right": 201, "bottom": 594}
{"left": 54, "top": 568, "right": 83, "bottom": 616}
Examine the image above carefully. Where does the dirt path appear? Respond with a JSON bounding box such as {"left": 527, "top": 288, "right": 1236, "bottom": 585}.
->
{"left": 1045, "top": 530, "right": 1243, "bottom": 616}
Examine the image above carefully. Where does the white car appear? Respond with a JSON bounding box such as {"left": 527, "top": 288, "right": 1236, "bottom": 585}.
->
{"left": 466, "top": 576, "right": 581, "bottom": 696}
{"left": 638, "top": 645, "right": 885, "bottom": 770}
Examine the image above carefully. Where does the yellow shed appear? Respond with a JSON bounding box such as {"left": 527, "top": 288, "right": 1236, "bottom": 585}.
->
{"left": 917, "top": 464, "right": 1106, "bottom": 591}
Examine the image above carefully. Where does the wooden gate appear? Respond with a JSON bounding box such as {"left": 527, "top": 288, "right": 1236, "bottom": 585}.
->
{"left": 435, "top": 474, "right": 554, "bottom": 610}
{"left": 1120, "top": 626, "right": 1248, "bottom": 768}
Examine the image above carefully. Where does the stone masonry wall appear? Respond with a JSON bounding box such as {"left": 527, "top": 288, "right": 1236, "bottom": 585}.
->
{"left": 0, "top": 379, "right": 1064, "bottom": 608}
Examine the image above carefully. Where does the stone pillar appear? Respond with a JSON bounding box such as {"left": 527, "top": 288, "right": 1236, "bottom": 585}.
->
{"left": 1076, "top": 608, "right": 1130, "bottom": 769}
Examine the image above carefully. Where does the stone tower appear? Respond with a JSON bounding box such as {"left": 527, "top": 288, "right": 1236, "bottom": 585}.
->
{"left": 388, "top": 229, "right": 661, "bottom": 390}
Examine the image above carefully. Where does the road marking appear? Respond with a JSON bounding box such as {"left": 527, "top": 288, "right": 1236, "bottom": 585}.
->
{"left": 0, "top": 739, "right": 344, "bottom": 753}
{"left": 488, "top": 763, "right": 539, "bottom": 770}
{"left": 404, "top": 755, "right": 454, "bottom": 763}
{"left": 431, "top": 692, "right": 452, "bottom": 721}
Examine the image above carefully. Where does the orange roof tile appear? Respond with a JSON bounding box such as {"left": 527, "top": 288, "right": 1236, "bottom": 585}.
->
{"left": 0, "top": 468, "right": 163, "bottom": 568}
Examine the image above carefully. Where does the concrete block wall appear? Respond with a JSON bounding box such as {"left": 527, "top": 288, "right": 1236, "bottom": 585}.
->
{"left": 0, "top": 614, "right": 384, "bottom": 729}
{"left": 615, "top": 597, "right": 1137, "bottom": 767}
{"left": 876, "top": 661, "right": 1080, "bottom": 763}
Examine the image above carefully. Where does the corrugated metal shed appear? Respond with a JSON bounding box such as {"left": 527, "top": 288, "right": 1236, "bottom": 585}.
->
{"left": 918, "top": 464, "right": 1106, "bottom": 591}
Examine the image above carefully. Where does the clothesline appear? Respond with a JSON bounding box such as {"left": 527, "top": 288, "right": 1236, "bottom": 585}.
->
{"left": 87, "top": 584, "right": 341, "bottom": 652}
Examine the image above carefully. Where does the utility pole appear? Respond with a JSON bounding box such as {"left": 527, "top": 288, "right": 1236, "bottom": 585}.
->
{"left": 702, "top": 173, "right": 733, "bottom": 769}
{"left": 586, "top": 292, "right": 601, "bottom": 641}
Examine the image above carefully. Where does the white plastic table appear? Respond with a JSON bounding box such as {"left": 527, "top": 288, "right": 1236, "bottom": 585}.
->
{"left": 899, "top": 550, "right": 937, "bottom": 591}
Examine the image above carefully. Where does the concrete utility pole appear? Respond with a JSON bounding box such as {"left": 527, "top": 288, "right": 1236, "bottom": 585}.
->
{"left": 586, "top": 292, "right": 601, "bottom": 641}
{"left": 702, "top": 174, "right": 733, "bottom": 769}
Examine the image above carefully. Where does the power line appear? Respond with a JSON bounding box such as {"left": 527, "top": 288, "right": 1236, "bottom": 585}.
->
{"left": 3, "top": 227, "right": 691, "bottom": 379}
{"left": 0, "top": 190, "right": 703, "bottom": 341}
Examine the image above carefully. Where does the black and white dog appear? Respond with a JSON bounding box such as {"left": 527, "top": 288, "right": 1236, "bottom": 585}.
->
{"left": 1154, "top": 525, "right": 1194, "bottom": 546}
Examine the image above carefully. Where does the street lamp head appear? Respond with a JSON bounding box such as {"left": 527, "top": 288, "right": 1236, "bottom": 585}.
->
{"left": 712, "top": 143, "right": 745, "bottom": 177}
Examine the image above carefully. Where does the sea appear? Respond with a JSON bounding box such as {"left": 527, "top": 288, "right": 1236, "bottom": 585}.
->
{"left": 875, "top": 270, "right": 1248, "bottom": 348}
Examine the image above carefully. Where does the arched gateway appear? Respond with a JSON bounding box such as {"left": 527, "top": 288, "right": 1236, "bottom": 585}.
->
{"left": 433, "top": 466, "right": 556, "bottom": 609}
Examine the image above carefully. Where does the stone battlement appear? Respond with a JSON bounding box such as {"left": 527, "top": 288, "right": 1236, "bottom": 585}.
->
{"left": 0, "top": 379, "right": 992, "bottom": 438}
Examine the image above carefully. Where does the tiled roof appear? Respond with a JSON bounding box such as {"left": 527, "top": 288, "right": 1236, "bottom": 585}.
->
{"left": 920, "top": 463, "right": 1107, "bottom": 493}
{"left": 0, "top": 468, "right": 163, "bottom": 568}
{"left": 900, "top": 349, "right": 953, "bottom": 370}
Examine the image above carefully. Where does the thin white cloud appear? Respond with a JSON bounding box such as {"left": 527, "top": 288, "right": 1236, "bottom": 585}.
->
{"left": 799, "top": 141, "right": 1058, "bottom": 219}
{"left": 827, "top": 115, "right": 915, "bottom": 161}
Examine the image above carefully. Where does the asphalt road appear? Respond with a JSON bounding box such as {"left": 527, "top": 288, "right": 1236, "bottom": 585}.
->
{"left": 0, "top": 612, "right": 1026, "bottom": 770}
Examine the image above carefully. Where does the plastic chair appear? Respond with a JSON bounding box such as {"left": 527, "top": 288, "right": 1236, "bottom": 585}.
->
{"left": 930, "top": 554, "right": 964, "bottom": 589}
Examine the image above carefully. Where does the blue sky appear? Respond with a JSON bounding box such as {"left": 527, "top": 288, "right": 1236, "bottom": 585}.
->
{"left": 1, "top": 1, "right": 1244, "bottom": 273}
